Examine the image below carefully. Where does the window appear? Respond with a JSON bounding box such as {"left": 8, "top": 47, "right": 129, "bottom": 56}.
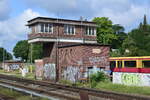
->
{"left": 45, "top": 23, "right": 48, "bottom": 32}
{"left": 125, "top": 61, "right": 136, "bottom": 67}
{"left": 118, "top": 61, "right": 122, "bottom": 68}
{"left": 40, "top": 23, "right": 53, "bottom": 33}
{"left": 41, "top": 23, "right": 44, "bottom": 32}
{"left": 110, "top": 61, "right": 116, "bottom": 69}
{"left": 85, "top": 27, "right": 96, "bottom": 36}
{"left": 64, "top": 25, "right": 75, "bottom": 35}
{"left": 142, "top": 61, "right": 150, "bottom": 68}
{"left": 49, "top": 24, "right": 53, "bottom": 33}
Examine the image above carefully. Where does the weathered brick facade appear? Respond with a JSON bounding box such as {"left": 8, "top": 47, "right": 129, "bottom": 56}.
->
{"left": 27, "top": 17, "right": 110, "bottom": 82}
{"left": 58, "top": 44, "right": 110, "bottom": 82}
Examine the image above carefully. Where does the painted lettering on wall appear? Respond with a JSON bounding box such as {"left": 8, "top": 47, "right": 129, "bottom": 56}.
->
{"left": 89, "top": 57, "right": 107, "bottom": 64}
{"left": 36, "top": 65, "right": 43, "bottom": 78}
{"left": 62, "top": 66, "right": 81, "bottom": 82}
{"left": 121, "top": 73, "right": 140, "bottom": 85}
{"left": 113, "top": 72, "right": 150, "bottom": 86}
{"left": 4, "top": 64, "right": 20, "bottom": 71}
{"left": 9, "top": 64, "right": 20, "bottom": 70}
{"left": 43, "top": 63, "right": 56, "bottom": 80}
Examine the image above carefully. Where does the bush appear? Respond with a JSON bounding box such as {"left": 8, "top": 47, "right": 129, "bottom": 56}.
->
{"left": 90, "top": 71, "right": 110, "bottom": 88}
{"left": 59, "top": 79, "right": 73, "bottom": 86}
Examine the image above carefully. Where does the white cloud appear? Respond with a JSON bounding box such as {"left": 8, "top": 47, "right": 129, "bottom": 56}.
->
{"left": 95, "top": 4, "right": 150, "bottom": 31}
{"left": 0, "top": 9, "right": 40, "bottom": 52}
{"left": 1, "top": 0, "right": 150, "bottom": 53}
{"left": 24, "top": 0, "right": 150, "bottom": 30}
{"left": 0, "top": 0, "right": 11, "bottom": 20}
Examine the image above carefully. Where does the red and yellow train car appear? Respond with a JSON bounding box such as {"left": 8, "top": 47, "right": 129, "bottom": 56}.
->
{"left": 110, "top": 56, "right": 150, "bottom": 86}
{"left": 109, "top": 56, "right": 150, "bottom": 73}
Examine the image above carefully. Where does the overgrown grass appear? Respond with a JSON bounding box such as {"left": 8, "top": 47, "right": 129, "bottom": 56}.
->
{"left": 95, "top": 82, "right": 150, "bottom": 96}
{"left": 0, "top": 86, "right": 49, "bottom": 100}
{"left": 59, "top": 72, "right": 150, "bottom": 96}
{"left": 0, "top": 69, "right": 35, "bottom": 80}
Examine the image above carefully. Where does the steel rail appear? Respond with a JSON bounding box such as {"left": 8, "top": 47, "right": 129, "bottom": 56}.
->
{"left": 0, "top": 74, "right": 150, "bottom": 100}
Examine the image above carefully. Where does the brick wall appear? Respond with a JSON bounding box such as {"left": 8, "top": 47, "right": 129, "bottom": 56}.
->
{"left": 28, "top": 24, "right": 96, "bottom": 41}
{"left": 58, "top": 44, "right": 110, "bottom": 81}
{"left": 58, "top": 45, "right": 110, "bottom": 68}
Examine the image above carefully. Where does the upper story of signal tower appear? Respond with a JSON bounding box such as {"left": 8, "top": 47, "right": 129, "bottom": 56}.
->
{"left": 27, "top": 17, "right": 97, "bottom": 44}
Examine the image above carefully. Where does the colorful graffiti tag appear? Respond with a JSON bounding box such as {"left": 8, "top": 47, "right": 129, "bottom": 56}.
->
{"left": 43, "top": 63, "right": 56, "bottom": 80}
{"left": 35, "top": 65, "right": 43, "bottom": 79}
{"left": 62, "top": 66, "right": 81, "bottom": 82}
{"left": 89, "top": 56, "right": 108, "bottom": 66}
{"left": 121, "top": 73, "right": 141, "bottom": 85}
{"left": 113, "top": 72, "right": 150, "bottom": 86}
{"left": 9, "top": 64, "right": 20, "bottom": 70}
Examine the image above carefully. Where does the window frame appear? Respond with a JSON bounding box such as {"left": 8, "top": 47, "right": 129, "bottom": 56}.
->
{"left": 39, "top": 23, "right": 53, "bottom": 33}
{"left": 85, "top": 26, "right": 96, "bottom": 36}
{"left": 64, "top": 25, "right": 75, "bottom": 35}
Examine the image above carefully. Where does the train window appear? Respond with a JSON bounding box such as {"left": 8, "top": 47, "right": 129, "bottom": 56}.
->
{"left": 142, "top": 61, "right": 150, "bottom": 68}
{"left": 125, "top": 61, "right": 136, "bottom": 67}
{"left": 110, "top": 61, "right": 116, "bottom": 69}
{"left": 118, "top": 61, "right": 122, "bottom": 68}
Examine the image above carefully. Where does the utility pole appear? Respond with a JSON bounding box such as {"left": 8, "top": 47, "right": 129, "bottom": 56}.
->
{"left": 30, "top": 43, "right": 33, "bottom": 64}
{"left": 2, "top": 47, "right": 5, "bottom": 69}
{"left": 55, "top": 15, "right": 59, "bottom": 82}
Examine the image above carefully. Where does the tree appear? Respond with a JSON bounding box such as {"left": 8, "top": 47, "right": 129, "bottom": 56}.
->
{"left": 122, "top": 15, "right": 150, "bottom": 56}
{"left": 111, "top": 24, "right": 127, "bottom": 49}
{"left": 13, "top": 40, "right": 29, "bottom": 62}
{"left": 93, "top": 17, "right": 117, "bottom": 44}
{"left": 122, "top": 29, "right": 150, "bottom": 56}
{"left": 28, "top": 43, "right": 43, "bottom": 63}
{"left": 13, "top": 40, "right": 43, "bottom": 62}
{"left": 0, "top": 48, "right": 13, "bottom": 62}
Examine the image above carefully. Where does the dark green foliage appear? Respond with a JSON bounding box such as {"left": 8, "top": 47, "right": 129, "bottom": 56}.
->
{"left": 93, "top": 17, "right": 117, "bottom": 44}
{"left": 110, "top": 15, "right": 150, "bottom": 57}
{"left": 13, "top": 40, "right": 29, "bottom": 62}
{"left": 123, "top": 28, "right": 150, "bottom": 56}
{"left": 13, "top": 40, "right": 43, "bottom": 62}
{"left": 122, "top": 15, "right": 150, "bottom": 56}
{"left": 90, "top": 72, "right": 109, "bottom": 88}
{"left": 0, "top": 48, "right": 13, "bottom": 62}
{"left": 93, "top": 17, "right": 127, "bottom": 50}
{"left": 112, "top": 24, "right": 127, "bottom": 49}
{"left": 28, "top": 44, "right": 43, "bottom": 63}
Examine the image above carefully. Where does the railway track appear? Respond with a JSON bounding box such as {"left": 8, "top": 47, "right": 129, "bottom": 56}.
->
{"left": 0, "top": 74, "right": 149, "bottom": 100}
{"left": 0, "top": 94, "right": 15, "bottom": 100}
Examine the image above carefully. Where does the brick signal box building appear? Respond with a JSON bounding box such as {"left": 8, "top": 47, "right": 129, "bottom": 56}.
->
{"left": 27, "top": 17, "right": 110, "bottom": 82}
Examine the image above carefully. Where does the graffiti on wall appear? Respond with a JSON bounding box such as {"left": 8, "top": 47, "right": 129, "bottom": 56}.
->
{"left": 36, "top": 65, "right": 43, "bottom": 78}
{"left": 43, "top": 63, "right": 56, "bottom": 80}
{"left": 89, "top": 57, "right": 107, "bottom": 64}
{"left": 9, "top": 64, "right": 20, "bottom": 70}
{"left": 121, "top": 73, "right": 141, "bottom": 85}
{"left": 62, "top": 66, "right": 81, "bottom": 82}
{"left": 113, "top": 72, "right": 150, "bottom": 86}
{"left": 4, "top": 64, "right": 20, "bottom": 71}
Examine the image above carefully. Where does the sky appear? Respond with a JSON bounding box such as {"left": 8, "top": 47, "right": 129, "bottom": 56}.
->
{"left": 0, "top": 0, "right": 150, "bottom": 55}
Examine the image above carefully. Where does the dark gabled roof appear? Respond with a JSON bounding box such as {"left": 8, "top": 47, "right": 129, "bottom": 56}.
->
{"left": 58, "top": 43, "right": 110, "bottom": 48}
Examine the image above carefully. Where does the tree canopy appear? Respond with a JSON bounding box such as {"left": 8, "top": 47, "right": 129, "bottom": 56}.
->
{"left": 13, "top": 40, "right": 29, "bottom": 62}
{"left": 0, "top": 48, "right": 12, "bottom": 62}
{"left": 93, "top": 17, "right": 117, "bottom": 45}
{"left": 13, "top": 40, "right": 43, "bottom": 62}
{"left": 93, "top": 16, "right": 150, "bottom": 57}
{"left": 93, "top": 17, "right": 127, "bottom": 50}
{"left": 122, "top": 15, "right": 150, "bottom": 56}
